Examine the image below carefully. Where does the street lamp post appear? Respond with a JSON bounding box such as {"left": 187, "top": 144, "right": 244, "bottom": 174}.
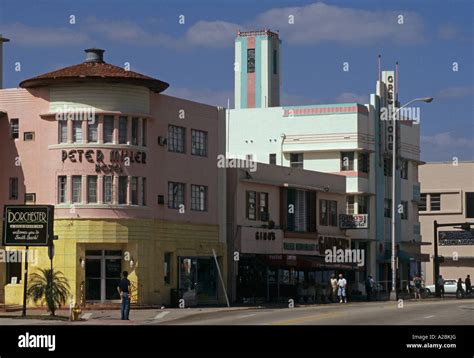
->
{"left": 390, "top": 97, "right": 433, "bottom": 301}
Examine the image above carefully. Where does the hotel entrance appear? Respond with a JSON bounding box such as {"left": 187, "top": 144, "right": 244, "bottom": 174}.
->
{"left": 85, "top": 250, "right": 122, "bottom": 302}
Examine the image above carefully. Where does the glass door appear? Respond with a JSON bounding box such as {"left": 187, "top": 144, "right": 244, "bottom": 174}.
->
{"left": 179, "top": 257, "right": 197, "bottom": 306}
{"left": 85, "top": 257, "right": 101, "bottom": 301}
{"left": 85, "top": 250, "right": 122, "bottom": 302}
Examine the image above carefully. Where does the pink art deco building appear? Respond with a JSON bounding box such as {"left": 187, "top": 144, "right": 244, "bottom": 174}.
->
{"left": 0, "top": 41, "right": 227, "bottom": 306}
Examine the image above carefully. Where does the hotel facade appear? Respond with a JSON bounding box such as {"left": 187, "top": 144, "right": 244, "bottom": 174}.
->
{"left": 0, "top": 43, "right": 227, "bottom": 306}
{"left": 227, "top": 30, "right": 425, "bottom": 292}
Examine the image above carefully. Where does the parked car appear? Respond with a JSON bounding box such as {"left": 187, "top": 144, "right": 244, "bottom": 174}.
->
{"left": 425, "top": 279, "right": 466, "bottom": 295}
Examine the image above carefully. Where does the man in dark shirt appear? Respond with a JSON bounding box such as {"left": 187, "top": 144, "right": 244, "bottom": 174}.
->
{"left": 466, "top": 275, "right": 472, "bottom": 294}
{"left": 117, "top": 271, "right": 131, "bottom": 320}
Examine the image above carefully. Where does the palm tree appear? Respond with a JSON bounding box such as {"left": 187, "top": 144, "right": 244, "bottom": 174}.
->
{"left": 26, "top": 268, "right": 70, "bottom": 316}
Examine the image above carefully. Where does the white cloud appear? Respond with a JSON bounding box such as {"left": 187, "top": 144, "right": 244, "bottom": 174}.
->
{"left": 437, "top": 85, "right": 474, "bottom": 98}
{"left": 0, "top": 23, "right": 90, "bottom": 46}
{"left": 165, "top": 87, "right": 233, "bottom": 108}
{"left": 184, "top": 21, "right": 241, "bottom": 48}
{"left": 335, "top": 92, "right": 369, "bottom": 104}
{"left": 421, "top": 132, "right": 474, "bottom": 161}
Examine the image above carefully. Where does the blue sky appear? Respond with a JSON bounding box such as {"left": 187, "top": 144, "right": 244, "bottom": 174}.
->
{"left": 0, "top": 0, "right": 472, "bottom": 162}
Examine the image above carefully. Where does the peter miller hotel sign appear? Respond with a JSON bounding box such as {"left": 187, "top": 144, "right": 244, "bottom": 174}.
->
{"left": 2, "top": 205, "right": 54, "bottom": 246}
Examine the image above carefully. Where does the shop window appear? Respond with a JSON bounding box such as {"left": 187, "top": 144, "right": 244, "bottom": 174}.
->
{"left": 10, "top": 118, "right": 19, "bottom": 139}
{"left": 131, "top": 177, "right": 138, "bottom": 205}
{"left": 401, "top": 201, "right": 408, "bottom": 220}
{"left": 419, "top": 193, "right": 427, "bottom": 211}
{"left": 131, "top": 117, "right": 139, "bottom": 145}
{"left": 119, "top": 116, "right": 128, "bottom": 144}
{"left": 400, "top": 159, "right": 408, "bottom": 180}
{"left": 88, "top": 119, "right": 98, "bottom": 143}
{"left": 87, "top": 176, "right": 97, "bottom": 203}
{"left": 9, "top": 177, "right": 18, "bottom": 200}
{"left": 290, "top": 153, "right": 303, "bottom": 168}
{"left": 58, "top": 176, "right": 67, "bottom": 203}
{"left": 164, "top": 252, "right": 172, "bottom": 285}
{"left": 72, "top": 176, "right": 82, "bottom": 203}
{"left": 72, "top": 121, "right": 83, "bottom": 143}
{"left": 258, "top": 192, "right": 269, "bottom": 221}
{"left": 103, "top": 176, "right": 113, "bottom": 204}
{"left": 384, "top": 198, "right": 392, "bottom": 218}
{"left": 191, "top": 184, "right": 207, "bottom": 211}
{"left": 191, "top": 129, "right": 208, "bottom": 157}
{"left": 168, "top": 125, "right": 185, "bottom": 153}
{"left": 246, "top": 191, "right": 256, "bottom": 220}
{"left": 118, "top": 176, "right": 128, "bottom": 204}
{"left": 430, "top": 193, "right": 441, "bottom": 211}
{"left": 168, "top": 182, "right": 185, "bottom": 209}
{"left": 358, "top": 152, "right": 369, "bottom": 173}
{"left": 6, "top": 253, "right": 22, "bottom": 284}
{"left": 466, "top": 192, "right": 474, "bottom": 218}
{"left": 269, "top": 153, "right": 276, "bottom": 165}
{"left": 341, "top": 152, "right": 354, "bottom": 171}
{"left": 103, "top": 116, "right": 114, "bottom": 143}
{"left": 247, "top": 49, "right": 255, "bottom": 73}
{"left": 58, "top": 120, "right": 67, "bottom": 143}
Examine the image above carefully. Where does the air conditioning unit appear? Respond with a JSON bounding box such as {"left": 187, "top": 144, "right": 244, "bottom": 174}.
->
{"left": 158, "top": 136, "right": 167, "bottom": 146}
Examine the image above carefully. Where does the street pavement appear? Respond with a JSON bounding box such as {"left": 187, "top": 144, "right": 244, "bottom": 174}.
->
{"left": 0, "top": 298, "right": 472, "bottom": 325}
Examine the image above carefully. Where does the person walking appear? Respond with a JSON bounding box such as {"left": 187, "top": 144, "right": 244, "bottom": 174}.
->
{"left": 330, "top": 274, "right": 338, "bottom": 303}
{"left": 413, "top": 274, "right": 422, "bottom": 300}
{"left": 465, "top": 275, "right": 472, "bottom": 294}
{"left": 117, "top": 271, "right": 131, "bottom": 320}
{"left": 365, "top": 275, "right": 375, "bottom": 302}
{"left": 337, "top": 274, "right": 347, "bottom": 303}
{"left": 437, "top": 275, "right": 445, "bottom": 298}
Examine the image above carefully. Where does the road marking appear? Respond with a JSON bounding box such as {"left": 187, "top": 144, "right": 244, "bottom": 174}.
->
{"left": 81, "top": 313, "right": 92, "bottom": 320}
{"left": 271, "top": 311, "right": 344, "bottom": 325}
{"left": 424, "top": 315, "right": 434, "bottom": 319}
{"left": 236, "top": 314, "right": 257, "bottom": 319}
{"left": 154, "top": 311, "right": 170, "bottom": 320}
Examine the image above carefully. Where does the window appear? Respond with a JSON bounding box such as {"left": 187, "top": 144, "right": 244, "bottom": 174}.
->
{"left": 141, "top": 178, "right": 147, "bottom": 206}
{"left": 341, "top": 152, "right": 354, "bottom": 171}
{"left": 59, "top": 120, "right": 67, "bottom": 143}
{"left": 164, "top": 252, "right": 172, "bottom": 285}
{"left": 131, "top": 177, "right": 138, "bottom": 205}
{"left": 269, "top": 154, "right": 276, "bottom": 165}
{"left": 320, "top": 200, "right": 328, "bottom": 226}
{"left": 118, "top": 176, "right": 128, "bottom": 204}
{"left": 465, "top": 192, "right": 474, "bottom": 218}
{"left": 25, "top": 193, "right": 36, "bottom": 204}
{"left": 119, "top": 116, "right": 128, "bottom": 144}
{"left": 384, "top": 157, "right": 392, "bottom": 177}
{"left": 87, "top": 176, "right": 97, "bottom": 203}
{"left": 10, "top": 118, "right": 19, "bottom": 139}
{"left": 357, "top": 196, "right": 369, "bottom": 214}
{"left": 9, "top": 177, "right": 18, "bottom": 200}
{"left": 88, "top": 119, "right": 98, "bottom": 143}
{"left": 273, "top": 49, "right": 277, "bottom": 75}
{"left": 246, "top": 191, "right": 256, "bottom": 220}
{"left": 430, "top": 194, "right": 441, "bottom": 211}
{"left": 358, "top": 152, "right": 369, "bottom": 173}
{"left": 131, "top": 117, "right": 139, "bottom": 145}
{"left": 6, "top": 255, "right": 22, "bottom": 284}
{"left": 72, "top": 176, "right": 82, "bottom": 203}
{"left": 142, "top": 119, "right": 147, "bottom": 146}
{"left": 400, "top": 159, "right": 408, "bottom": 180}
{"left": 247, "top": 48, "right": 255, "bottom": 73}
{"left": 346, "top": 196, "right": 355, "bottom": 215}
{"left": 168, "top": 182, "right": 185, "bottom": 209}
{"left": 191, "top": 129, "right": 208, "bottom": 157}
{"left": 329, "top": 200, "right": 338, "bottom": 226}
{"left": 258, "top": 192, "right": 269, "bottom": 221}
{"left": 384, "top": 199, "right": 392, "bottom": 218}
{"left": 290, "top": 153, "right": 303, "bottom": 168}
{"left": 103, "top": 116, "right": 114, "bottom": 143}
{"left": 103, "top": 176, "right": 113, "bottom": 204}
{"left": 287, "top": 189, "right": 316, "bottom": 232}
{"left": 58, "top": 176, "right": 67, "bottom": 203}
{"left": 401, "top": 201, "right": 408, "bottom": 220}
{"left": 419, "top": 193, "right": 427, "bottom": 211}
{"left": 168, "top": 125, "right": 185, "bottom": 153}
{"left": 191, "top": 184, "right": 207, "bottom": 211}
{"left": 72, "top": 121, "right": 83, "bottom": 143}
{"left": 23, "top": 132, "right": 35, "bottom": 141}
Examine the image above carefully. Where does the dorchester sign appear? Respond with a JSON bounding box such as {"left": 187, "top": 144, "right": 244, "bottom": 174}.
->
{"left": 3, "top": 205, "right": 54, "bottom": 246}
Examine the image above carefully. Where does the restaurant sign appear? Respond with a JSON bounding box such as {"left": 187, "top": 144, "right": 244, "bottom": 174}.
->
{"left": 3, "top": 205, "right": 54, "bottom": 246}
{"left": 439, "top": 231, "right": 474, "bottom": 246}
{"left": 339, "top": 214, "right": 368, "bottom": 229}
